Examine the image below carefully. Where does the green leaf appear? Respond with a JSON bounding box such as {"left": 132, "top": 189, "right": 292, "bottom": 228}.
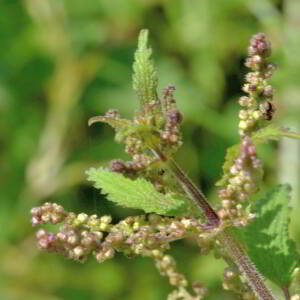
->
{"left": 88, "top": 115, "right": 131, "bottom": 130}
{"left": 86, "top": 167, "right": 192, "bottom": 216}
{"left": 88, "top": 113, "right": 134, "bottom": 144}
{"left": 216, "top": 144, "right": 239, "bottom": 187}
{"left": 132, "top": 29, "right": 158, "bottom": 112}
{"left": 236, "top": 184, "right": 299, "bottom": 286}
{"left": 252, "top": 125, "right": 300, "bottom": 144}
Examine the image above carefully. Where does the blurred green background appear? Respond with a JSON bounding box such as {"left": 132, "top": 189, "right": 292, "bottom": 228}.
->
{"left": 1, "top": 0, "right": 300, "bottom": 299}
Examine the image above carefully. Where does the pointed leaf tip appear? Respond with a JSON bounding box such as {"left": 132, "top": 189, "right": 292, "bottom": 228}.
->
{"left": 132, "top": 29, "right": 158, "bottom": 112}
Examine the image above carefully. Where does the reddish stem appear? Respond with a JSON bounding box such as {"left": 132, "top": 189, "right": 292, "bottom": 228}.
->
{"left": 152, "top": 148, "right": 276, "bottom": 300}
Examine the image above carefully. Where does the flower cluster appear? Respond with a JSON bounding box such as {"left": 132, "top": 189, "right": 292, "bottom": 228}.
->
{"left": 88, "top": 84, "right": 184, "bottom": 194}
{"left": 31, "top": 202, "right": 218, "bottom": 298}
{"left": 161, "top": 85, "right": 183, "bottom": 147}
{"left": 217, "top": 33, "right": 275, "bottom": 226}
{"left": 31, "top": 202, "right": 67, "bottom": 226}
{"left": 90, "top": 84, "right": 182, "bottom": 165}
{"left": 238, "top": 33, "right": 276, "bottom": 137}
{"left": 31, "top": 203, "right": 111, "bottom": 262}
{"left": 218, "top": 136, "right": 262, "bottom": 225}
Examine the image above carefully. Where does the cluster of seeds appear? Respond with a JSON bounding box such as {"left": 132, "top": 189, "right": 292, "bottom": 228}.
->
{"left": 109, "top": 157, "right": 153, "bottom": 175}
{"left": 36, "top": 224, "right": 104, "bottom": 262}
{"left": 31, "top": 203, "right": 218, "bottom": 297}
{"left": 161, "top": 85, "right": 183, "bottom": 147}
{"left": 88, "top": 84, "right": 183, "bottom": 181}
{"left": 238, "top": 33, "right": 276, "bottom": 137}
{"left": 31, "top": 202, "right": 67, "bottom": 226}
{"left": 117, "top": 85, "right": 183, "bottom": 169}
{"left": 218, "top": 136, "right": 262, "bottom": 225}
{"left": 31, "top": 203, "right": 216, "bottom": 258}
{"left": 217, "top": 33, "right": 276, "bottom": 226}
{"left": 31, "top": 203, "right": 114, "bottom": 262}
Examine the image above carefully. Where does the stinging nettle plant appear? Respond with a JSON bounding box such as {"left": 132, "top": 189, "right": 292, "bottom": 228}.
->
{"left": 31, "top": 30, "right": 300, "bottom": 300}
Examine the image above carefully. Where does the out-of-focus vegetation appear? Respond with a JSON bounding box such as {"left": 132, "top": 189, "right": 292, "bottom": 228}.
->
{"left": 1, "top": 0, "right": 299, "bottom": 299}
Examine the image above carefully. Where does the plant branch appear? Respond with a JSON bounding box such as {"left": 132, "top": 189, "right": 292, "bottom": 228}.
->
{"left": 151, "top": 148, "right": 276, "bottom": 300}
{"left": 282, "top": 286, "right": 290, "bottom": 300}
{"left": 220, "top": 229, "right": 275, "bottom": 300}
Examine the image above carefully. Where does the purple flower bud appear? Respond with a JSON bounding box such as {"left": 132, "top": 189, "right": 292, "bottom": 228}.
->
{"left": 249, "top": 33, "right": 271, "bottom": 57}
{"left": 248, "top": 145, "right": 256, "bottom": 156}
{"left": 47, "top": 233, "right": 56, "bottom": 243}
{"left": 263, "top": 85, "right": 273, "bottom": 98}
{"left": 239, "top": 96, "right": 250, "bottom": 107}
{"left": 36, "top": 229, "right": 47, "bottom": 239}
{"left": 51, "top": 214, "right": 62, "bottom": 224}
{"left": 249, "top": 84, "right": 257, "bottom": 92}
{"left": 38, "top": 239, "right": 49, "bottom": 249}
{"left": 31, "top": 207, "right": 40, "bottom": 215}
{"left": 32, "top": 216, "right": 41, "bottom": 226}
{"left": 252, "top": 55, "right": 262, "bottom": 64}
{"left": 110, "top": 160, "right": 127, "bottom": 173}
{"left": 105, "top": 109, "right": 120, "bottom": 118}
{"left": 167, "top": 109, "right": 182, "bottom": 124}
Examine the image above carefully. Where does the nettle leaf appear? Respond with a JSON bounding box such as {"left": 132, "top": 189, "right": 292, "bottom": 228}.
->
{"left": 236, "top": 184, "right": 299, "bottom": 286}
{"left": 252, "top": 125, "right": 300, "bottom": 144}
{"left": 88, "top": 114, "right": 133, "bottom": 144}
{"left": 88, "top": 115, "right": 131, "bottom": 130}
{"left": 216, "top": 144, "right": 239, "bottom": 187}
{"left": 86, "top": 167, "right": 192, "bottom": 216}
{"left": 132, "top": 29, "right": 158, "bottom": 111}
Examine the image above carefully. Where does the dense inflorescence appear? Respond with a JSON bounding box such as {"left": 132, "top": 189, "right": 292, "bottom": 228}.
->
{"left": 86, "top": 82, "right": 186, "bottom": 199}
{"left": 218, "top": 137, "right": 263, "bottom": 225}
{"left": 238, "top": 33, "right": 276, "bottom": 137}
{"left": 217, "top": 33, "right": 275, "bottom": 225}
{"left": 31, "top": 203, "right": 219, "bottom": 261}
{"left": 31, "top": 202, "right": 217, "bottom": 299}
{"left": 88, "top": 84, "right": 183, "bottom": 175}
{"left": 161, "top": 85, "right": 183, "bottom": 147}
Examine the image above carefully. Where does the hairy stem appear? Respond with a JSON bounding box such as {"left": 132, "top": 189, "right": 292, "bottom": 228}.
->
{"left": 281, "top": 286, "right": 290, "bottom": 300}
{"left": 152, "top": 148, "right": 275, "bottom": 300}
{"left": 152, "top": 148, "right": 220, "bottom": 227}
{"left": 220, "top": 229, "right": 275, "bottom": 300}
{"left": 168, "top": 158, "right": 220, "bottom": 227}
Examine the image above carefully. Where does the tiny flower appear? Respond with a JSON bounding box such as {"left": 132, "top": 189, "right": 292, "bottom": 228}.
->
{"left": 239, "top": 96, "right": 250, "bottom": 107}
{"left": 239, "top": 110, "right": 248, "bottom": 120}
{"left": 263, "top": 85, "right": 273, "bottom": 98}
